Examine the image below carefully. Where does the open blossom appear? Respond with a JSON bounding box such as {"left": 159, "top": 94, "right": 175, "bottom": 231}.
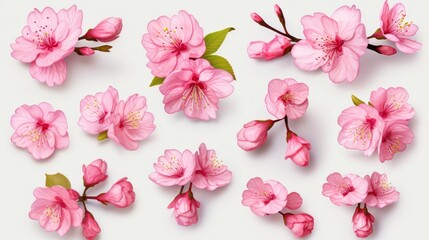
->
{"left": 265, "top": 78, "right": 309, "bottom": 119}
{"left": 248, "top": 35, "right": 292, "bottom": 60}
{"left": 168, "top": 191, "right": 200, "bottom": 226}
{"left": 96, "top": 177, "right": 135, "bottom": 208}
{"left": 337, "top": 104, "right": 385, "bottom": 156}
{"left": 108, "top": 94, "right": 156, "bottom": 150}
{"left": 84, "top": 17, "right": 122, "bottom": 42}
{"left": 29, "top": 186, "right": 83, "bottom": 236}
{"left": 79, "top": 86, "right": 119, "bottom": 135}
{"left": 242, "top": 177, "right": 288, "bottom": 216}
{"left": 322, "top": 173, "right": 368, "bottom": 206}
{"left": 283, "top": 213, "right": 314, "bottom": 238}
{"left": 159, "top": 59, "right": 234, "bottom": 120}
{"left": 237, "top": 120, "right": 274, "bottom": 151}
{"left": 285, "top": 133, "right": 311, "bottom": 167}
{"left": 10, "top": 102, "right": 69, "bottom": 160}
{"left": 149, "top": 149, "right": 196, "bottom": 186}
{"left": 379, "top": 0, "right": 421, "bottom": 53}
{"left": 291, "top": 5, "right": 368, "bottom": 83}
{"left": 378, "top": 121, "right": 414, "bottom": 162}
{"left": 11, "top": 6, "right": 82, "bottom": 86}
{"left": 352, "top": 205, "right": 375, "bottom": 238}
{"left": 82, "top": 211, "right": 101, "bottom": 240}
{"left": 142, "top": 10, "right": 206, "bottom": 78}
{"left": 192, "top": 143, "right": 232, "bottom": 191}
{"left": 369, "top": 87, "right": 414, "bottom": 122}
{"left": 364, "top": 172, "right": 400, "bottom": 208}
{"left": 82, "top": 159, "right": 108, "bottom": 187}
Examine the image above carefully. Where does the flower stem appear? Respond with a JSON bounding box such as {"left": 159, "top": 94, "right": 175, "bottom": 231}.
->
{"left": 84, "top": 196, "right": 98, "bottom": 200}
{"left": 179, "top": 185, "right": 184, "bottom": 194}
{"left": 188, "top": 183, "right": 193, "bottom": 192}
{"left": 284, "top": 117, "right": 290, "bottom": 132}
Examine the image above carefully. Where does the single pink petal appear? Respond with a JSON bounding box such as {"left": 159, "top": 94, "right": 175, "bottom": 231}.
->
{"left": 286, "top": 192, "right": 303, "bottom": 210}
{"left": 331, "top": 5, "right": 361, "bottom": 40}
{"left": 30, "top": 60, "right": 67, "bottom": 87}
{"left": 328, "top": 47, "right": 359, "bottom": 83}
{"left": 395, "top": 38, "right": 422, "bottom": 54}
{"left": 292, "top": 40, "right": 326, "bottom": 71}
{"left": 10, "top": 37, "right": 40, "bottom": 63}
{"left": 248, "top": 41, "right": 266, "bottom": 58}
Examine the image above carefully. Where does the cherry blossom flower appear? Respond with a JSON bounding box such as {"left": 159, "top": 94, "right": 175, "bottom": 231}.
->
{"left": 82, "top": 159, "right": 108, "bottom": 187}
{"left": 149, "top": 149, "right": 196, "bottom": 186}
{"left": 379, "top": 0, "right": 421, "bottom": 53}
{"left": 248, "top": 35, "right": 292, "bottom": 60}
{"left": 369, "top": 87, "right": 415, "bottom": 122}
{"left": 11, "top": 6, "right": 82, "bottom": 86}
{"left": 10, "top": 102, "right": 69, "bottom": 160}
{"left": 108, "top": 94, "right": 155, "bottom": 150}
{"left": 291, "top": 5, "right": 368, "bottom": 83}
{"left": 285, "top": 133, "right": 311, "bottom": 166}
{"left": 322, "top": 173, "right": 368, "bottom": 206}
{"left": 142, "top": 10, "right": 206, "bottom": 78}
{"left": 242, "top": 177, "right": 288, "bottom": 216}
{"left": 237, "top": 120, "right": 274, "bottom": 151}
{"left": 265, "top": 78, "right": 309, "bottom": 119}
{"left": 378, "top": 121, "right": 414, "bottom": 162}
{"left": 83, "top": 17, "right": 122, "bottom": 42}
{"left": 159, "top": 59, "right": 234, "bottom": 120}
{"left": 285, "top": 192, "right": 303, "bottom": 210}
{"left": 96, "top": 177, "right": 135, "bottom": 208}
{"left": 337, "top": 104, "right": 385, "bottom": 156}
{"left": 283, "top": 213, "right": 314, "bottom": 238}
{"left": 352, "top": 205, "right": 375, "bottom": 238}
{"left": 29, "top": 186, "right": 83, "bottom": 236}
{"left": 78, "top": 86, "right": 119, "bottom": 135}
{"left": 192, "top": 143, "right": 232, "bottom": 191}
{"left": 168, "top": 191, "right": 200, "bottom": 226}
{"left": 364, "top": 172, "right": 400, "bottom": 208}
{"left": 82, "top": 211, "right": 101, "bottom": 240}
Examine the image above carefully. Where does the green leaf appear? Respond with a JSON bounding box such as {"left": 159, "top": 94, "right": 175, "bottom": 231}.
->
{"left": 203, "top": 27, "right": 235, "bottom": 56}
{"left": 150, "top": 76, "right": 165, "bottom": 87}
{"left": 203, "top": 55, "right": 236, "bottom": 80}
{"left": 97, "top": 130, "right": 108, "bottom": 141}
{"left": 45, "top": 173, "right": 71, "bottom": 190}
{"left": 351, "top": 95, "right": 365, "bottom": 106}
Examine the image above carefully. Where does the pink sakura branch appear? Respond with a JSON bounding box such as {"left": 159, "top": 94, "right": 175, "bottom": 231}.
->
{"left": 11, "top": 6, "right": 123, "bottom": 87}
{"left": 249, "top": 1, "right": 421, "bottom": 83}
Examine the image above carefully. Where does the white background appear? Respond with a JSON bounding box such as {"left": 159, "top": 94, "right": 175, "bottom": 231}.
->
{"left": 0, "top": 0, "right": 427, "bottom": 239}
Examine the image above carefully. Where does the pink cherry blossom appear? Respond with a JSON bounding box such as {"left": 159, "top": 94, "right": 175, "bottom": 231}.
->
{"left": 11, "top": 6, "right": 82, "bottom": 86}
{"left": 285, "top": 133, "right": 311, "bottom": 167}
{"left": 283, "top": 213, "right": 314, "bottom": 238}
{"left": 352, "top": 205, "right": 375, "bottom": 238}
{"left": 379, "top": 121, "right": 414, "bottom": 162}
{"left": 168, "top": 191, "right": 200, "bottom": 226}
{"left": 84, "top": 17, "right": 122, "bottom": 42}
{"left": 108, "top": 94, "right": 156, "bottom": 150}
{"left": 10, "top": 102, "right": 69, "bottom": 160}
{"left": 142, "top": 10, "right": 206, "bottom": 78}
{"left": 337, "top": 104, "right": 385, "bottom": 156}
{"left": 82, "top": 211, "right": 101, "bottom": 240}
{"left": 242, "top": 177, "right": 288, "bottom": 216}
{"left": 82, "top": 159, "right": 108, "bottom": 187}
{"left": 369, "top": 87, "right": 415, "bottom": 122}
{"left": 149, "top": 149, "right": 196, "bottom": 186}
{"left": 159, "top": 58, "right": 234, "bottom": 120}
{"left": 237, "top": 120, "right": 274, "bottom": 151}
{"left": 322, "top": 173, "right": 368, "bottom": 206}
{"left": 364, "top": 172, "right": 400, "bottom": 208}
{"left": 379, "top": 0, "right": 421, "bottom": 53}
{"left": 248, "top": 35, "right": 292, "bottom": 60}
{"left": 29, "top": 186, "right": 83, "bottom": 236}
{"left": 96, "top": 177, "right": 135, "bottom": 208}
{"left": 192, "top": 143, "right": 232, "bottom": 191}
{"left": 291, "top": 5, "right": 368, "bottom": 83}
{"left": 78, "top": 86, "right": 119, "bottom": 135}
{"left": 265, "top": 78, "right": 309, "bottom": 119}
{"left": 285, "top": 192, "right": 303, "bottom": 210}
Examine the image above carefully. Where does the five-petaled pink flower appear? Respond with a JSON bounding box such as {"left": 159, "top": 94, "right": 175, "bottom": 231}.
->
{"left": 285, "top": 133, "right": 311, "bottom": 167}
{"left": 379, "top": 0, "right": 421, "bottom": 53}
{"left": 149, "top": 149, "right": 196, "bottom": 186}
{"left": 192, "top": 143, "right": 232, "bottom": 191}
{"left": 352, "top": 205, "right": 375, "bottom": 238}
{"left": 159, "top": 59, "right": 234, "bottom": 120}
{"left": 378, "top": 121, "right": 414, "bottom": 162}
{"left": 322, "top": 172, "right": 368, "bottom": 206}
{"left": 82, "top": 159, "right": 108, "bottom": 187}
{"left": 108, "top": 94, "right": 156, "bottom": 150}
{"left": 248, "top": 35, "right": 292, "bottom": 60}
{"left": 265, "top": 78, "right": 309, "bottom": 119}
{"left": 11, "top": 6, "right": 83, "bottom": 86}
{"left": 29, "top": 186, "right": 84, "bottom": 236}
{"left": 237, "top": 120, "right": 274, "bottom": 151}
{"left": 242, "top": 177, "right": 288, "bottom": 216}
{"left": 168, "top": 191, "right": 200, "bottom": 226}
{"left": 83, "top": 17, "right": 123, "bottom": 42}
{"left": 283, "top": 213, "right": 314, "bottom": 238}
{"left": 11, "top": 102, "right": 69, "bottom": 160}
{"left": 79, "top": 86, "right": 119, "bottom": 135}
{"left": 291, "top": 5, "right": 368, "bottom": 83}
{"left": 337, "top": 104, "right": 385, "bottom": 156}
{"left": 96, "top": 177, "right": 135, "bottom": 208}
{"left": 142, "top": 10, "right": 206, "bottom": 78}
{"left": 364, "top": 172, "right": 400, "bottom": 208}
{"left": 369, "top": 87, "right": 415, "bottom": 122}
{"left": 82, "top": 211, "right": 101, "bottom": 240}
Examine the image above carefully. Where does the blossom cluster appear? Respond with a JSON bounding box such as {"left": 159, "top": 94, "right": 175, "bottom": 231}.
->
{"left": 149, "top": 143, "right": 232, "bottom": 226}
{"left": 322, "top": 172, "right": 399, "bottom": 238}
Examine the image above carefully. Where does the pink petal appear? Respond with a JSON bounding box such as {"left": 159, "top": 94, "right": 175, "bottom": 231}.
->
{"left": 331, "top": 5, "right": 361, "bottom": 40}
{"left": 328, "top": 47, "right": 359, "bottom": 83}
{"left": 343, "top": 24, "right": 368, "bottom": 56}
{"left": 248, "top": 41, "right": 266, "bottom": 58}
{"left": 286, "top": 192, "right": 303, "bottom": 210}
{"left": 395, "top": 38, "right": 422, "bottom": 54}
{"left": 56, "top": 209, "right": 71, "bottom": 236}
{"left": 292, "top": 40, "right": 326, "bottom": 71}
{"left": 11, "top": 37, "right": 40, "bottom": 63}
{"left": 30, "top": 60, "right": 67, "bottom": 87}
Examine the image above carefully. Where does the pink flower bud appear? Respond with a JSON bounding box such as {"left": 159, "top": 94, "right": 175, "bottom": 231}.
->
{"left": 283, "top": 213, "right": 314, "bottom": 238}
{"left": 250, "top": 12, "right": 264, "bottom": 24}
{"left": 237, "top": 120, "right": 274, "bottom": 151}
{"left": 248, "top": 35, "right": 292, "bottom": 60}
{"left": 96, "top": 177, "right": 135, "bottom": 208}
{"left": 168, "top": 191, "right": 200, "bottom": 226}
{"left": 76, "top": 47, "right": 95, "bottom": 56}
{"left": 352, "top": 205, "right": 375, "bottom": 238}
{"left": 82, "top": 159, "right": 108, "bottom": 187}
{"left": 82, "top": 211, "right": 101, "bottom": 240}
{"left": 85, "top": 17, "right": 123, "bottom": 42}
{"left": 375, "top": 45, "right": 397, "bottom": 56}
{"left": 274, "top": 4, "right": 283, "bottom": 18}
{"left": 285, "top": 133, "right": 311, "bottom": 166}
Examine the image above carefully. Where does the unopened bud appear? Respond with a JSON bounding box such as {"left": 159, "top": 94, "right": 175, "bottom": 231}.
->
{"left": 75, "top": 47, "right": 95, "bottom": 56}
{"left": 375, "top": 45, "right": 397, "bottom": 56}
{"left": 250, "top": 12, "right": 264, "bottom": 24}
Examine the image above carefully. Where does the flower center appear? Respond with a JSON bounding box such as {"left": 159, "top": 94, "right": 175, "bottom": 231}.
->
{"left": 391, "top": 10, "right": 413, "bottom": 34}
{"left": 181, "top": 77, "right": 210, "bottom": 112}
{"left": 158, "top": 26, "right": 188, "bottom": 55}
{"left": 335, "top": 35, "right": 344, "bottom": 53}
{"left": 119, "top": 111, "right": 142, "bottom": 129}
{"left": 36, "top": 119, "right": 50, "bottom": 131}
{"left": 55, "top": 196, "right": 67, "bottom": 208}
{"left": 340, "top": 185, "right": 355, "bottom": 196}
{"left": 161, "top": 155, "right": 184, "bottom": 177}
{"left": 38, "top": 35, "right": 59, "bottom": 51}
{"left": 280, "top": 91, "right": 294, "bottom": 104}
{"left": 261, "top": 191, "right": 276, "bottom": 205}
